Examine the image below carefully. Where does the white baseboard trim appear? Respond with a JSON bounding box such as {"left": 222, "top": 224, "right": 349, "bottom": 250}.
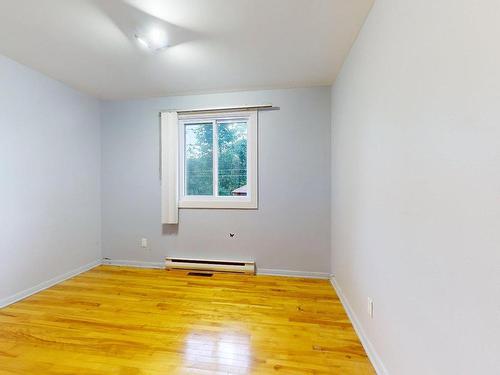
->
{"left": 0, "top": 259, "right": 101, "bottom": 309}
{"left": 102, "top": 258, "right": 165, "bottom": 269}
{"left": 329, "top": 277, "right": 388, "bottom": 375}
{"left": 102, "top": 260, "right": 330, "bottom": 279}
{"left": 258, "top": 268, "right": 331, "bottom": 279}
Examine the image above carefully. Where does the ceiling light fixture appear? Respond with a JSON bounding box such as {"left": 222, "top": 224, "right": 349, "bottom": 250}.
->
{"left": 134, "top": 27, "right": 168, "bottom": 52}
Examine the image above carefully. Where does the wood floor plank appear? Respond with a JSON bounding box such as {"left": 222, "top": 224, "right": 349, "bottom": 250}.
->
{"left": 0, "top": 266, "right": 375, "bottom": 374}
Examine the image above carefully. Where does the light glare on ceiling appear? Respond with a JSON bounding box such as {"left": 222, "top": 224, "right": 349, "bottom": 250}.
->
{"left": 135, "top": 36, "right": 149, "bottom": 48}
{"left": 134, "top": 27, "right": 168, "bottom": 52}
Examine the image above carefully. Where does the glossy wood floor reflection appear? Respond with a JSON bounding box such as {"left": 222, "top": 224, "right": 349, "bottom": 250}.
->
{"left": 0, "top": 266, "right": 375, "bottom": 374}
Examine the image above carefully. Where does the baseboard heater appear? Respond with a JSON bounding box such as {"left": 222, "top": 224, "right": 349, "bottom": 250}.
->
{"left": 165, "top": 257, "right": 255, "bottom": 275}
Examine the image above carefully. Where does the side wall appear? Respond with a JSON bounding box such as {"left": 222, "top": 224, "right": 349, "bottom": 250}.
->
{"left": 0, "top": 55, "right": 101, "bottom": 306}
{"left": 101, "top": 87, "right": 331, "bottom": 275}
{"left": 331, "top": 1, "right": 500, "bottom": 374}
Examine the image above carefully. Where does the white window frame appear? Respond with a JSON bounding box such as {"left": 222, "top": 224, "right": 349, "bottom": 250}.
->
{"left": 178, "top": 110, "right": 258, "bottom": 209}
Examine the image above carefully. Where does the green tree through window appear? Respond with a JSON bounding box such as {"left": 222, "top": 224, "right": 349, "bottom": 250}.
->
{"left": 218, "top": 122, "right": 247, "bottom": 196}
{"left": 185, "top": 123, "right": 213, "bottom": 195}
{"left": 185, "top": 121, "right": 247, "bottom": 196}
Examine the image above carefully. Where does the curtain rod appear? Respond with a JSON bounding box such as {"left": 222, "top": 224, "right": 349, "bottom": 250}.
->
{"left": 161, "top": 104, "right": 273, "bottom": 114}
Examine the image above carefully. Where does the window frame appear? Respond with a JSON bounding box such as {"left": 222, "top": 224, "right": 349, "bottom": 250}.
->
{"left": 178, "top": 110, "right": 258, "bottom": 209}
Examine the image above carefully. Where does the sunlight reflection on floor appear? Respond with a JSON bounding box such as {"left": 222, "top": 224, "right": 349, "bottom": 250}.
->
{"left": 183, "top": 329, "right": 252, "bottom": 373}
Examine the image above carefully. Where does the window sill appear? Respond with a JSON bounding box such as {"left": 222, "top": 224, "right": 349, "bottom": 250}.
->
{"left": 178, "top": 200, "right": 257, "bottom": 209}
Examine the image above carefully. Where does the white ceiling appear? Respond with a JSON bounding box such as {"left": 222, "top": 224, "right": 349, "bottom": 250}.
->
{"left": 0, "top": 0, "right": 373, "bottom": 99}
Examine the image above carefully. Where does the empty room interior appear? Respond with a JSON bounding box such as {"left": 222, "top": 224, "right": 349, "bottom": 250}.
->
{"left": 1, "top": 0, "right": 499, "bottom": 374}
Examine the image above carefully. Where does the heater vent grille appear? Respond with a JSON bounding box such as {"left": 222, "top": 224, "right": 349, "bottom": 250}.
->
{"left": 187, "top": 272, "right": 213, "bottom": 277}
{"left": 165, "top": 257, "right": 255, "bottom": 274}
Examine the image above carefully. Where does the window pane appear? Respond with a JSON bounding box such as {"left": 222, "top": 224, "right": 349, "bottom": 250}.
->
{"left": 185, "top": 123, "right": 213, "bottom": 196}
{"left": 217, "top": 121, "right": 247, "bottom": 196}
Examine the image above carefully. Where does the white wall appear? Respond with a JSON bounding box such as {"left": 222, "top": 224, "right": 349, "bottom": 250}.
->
{"left": 0, "top": 55, "right": 101, "bottom": 305}
{"left": 331, "top": 0, "right": 500, "bottom": 374}
{"left": 101, "top": 87, "right": 331, "bottom": 274}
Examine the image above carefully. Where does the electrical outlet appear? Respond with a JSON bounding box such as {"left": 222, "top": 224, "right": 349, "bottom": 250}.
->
{"left": 141, "top": 238, "right": 148, "bottom": 249}
{"left": 368, "top": 298, "right": 374, "bottom": 318}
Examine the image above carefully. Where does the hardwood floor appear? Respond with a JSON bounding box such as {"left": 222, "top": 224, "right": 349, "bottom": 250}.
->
{"left": 0, "top": 266, "right": 375, "bottom": 374}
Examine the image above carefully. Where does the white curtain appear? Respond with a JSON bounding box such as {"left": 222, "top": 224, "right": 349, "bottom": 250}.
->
{"left": 160, "top": 111, "right": 179, "bottom": 224}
